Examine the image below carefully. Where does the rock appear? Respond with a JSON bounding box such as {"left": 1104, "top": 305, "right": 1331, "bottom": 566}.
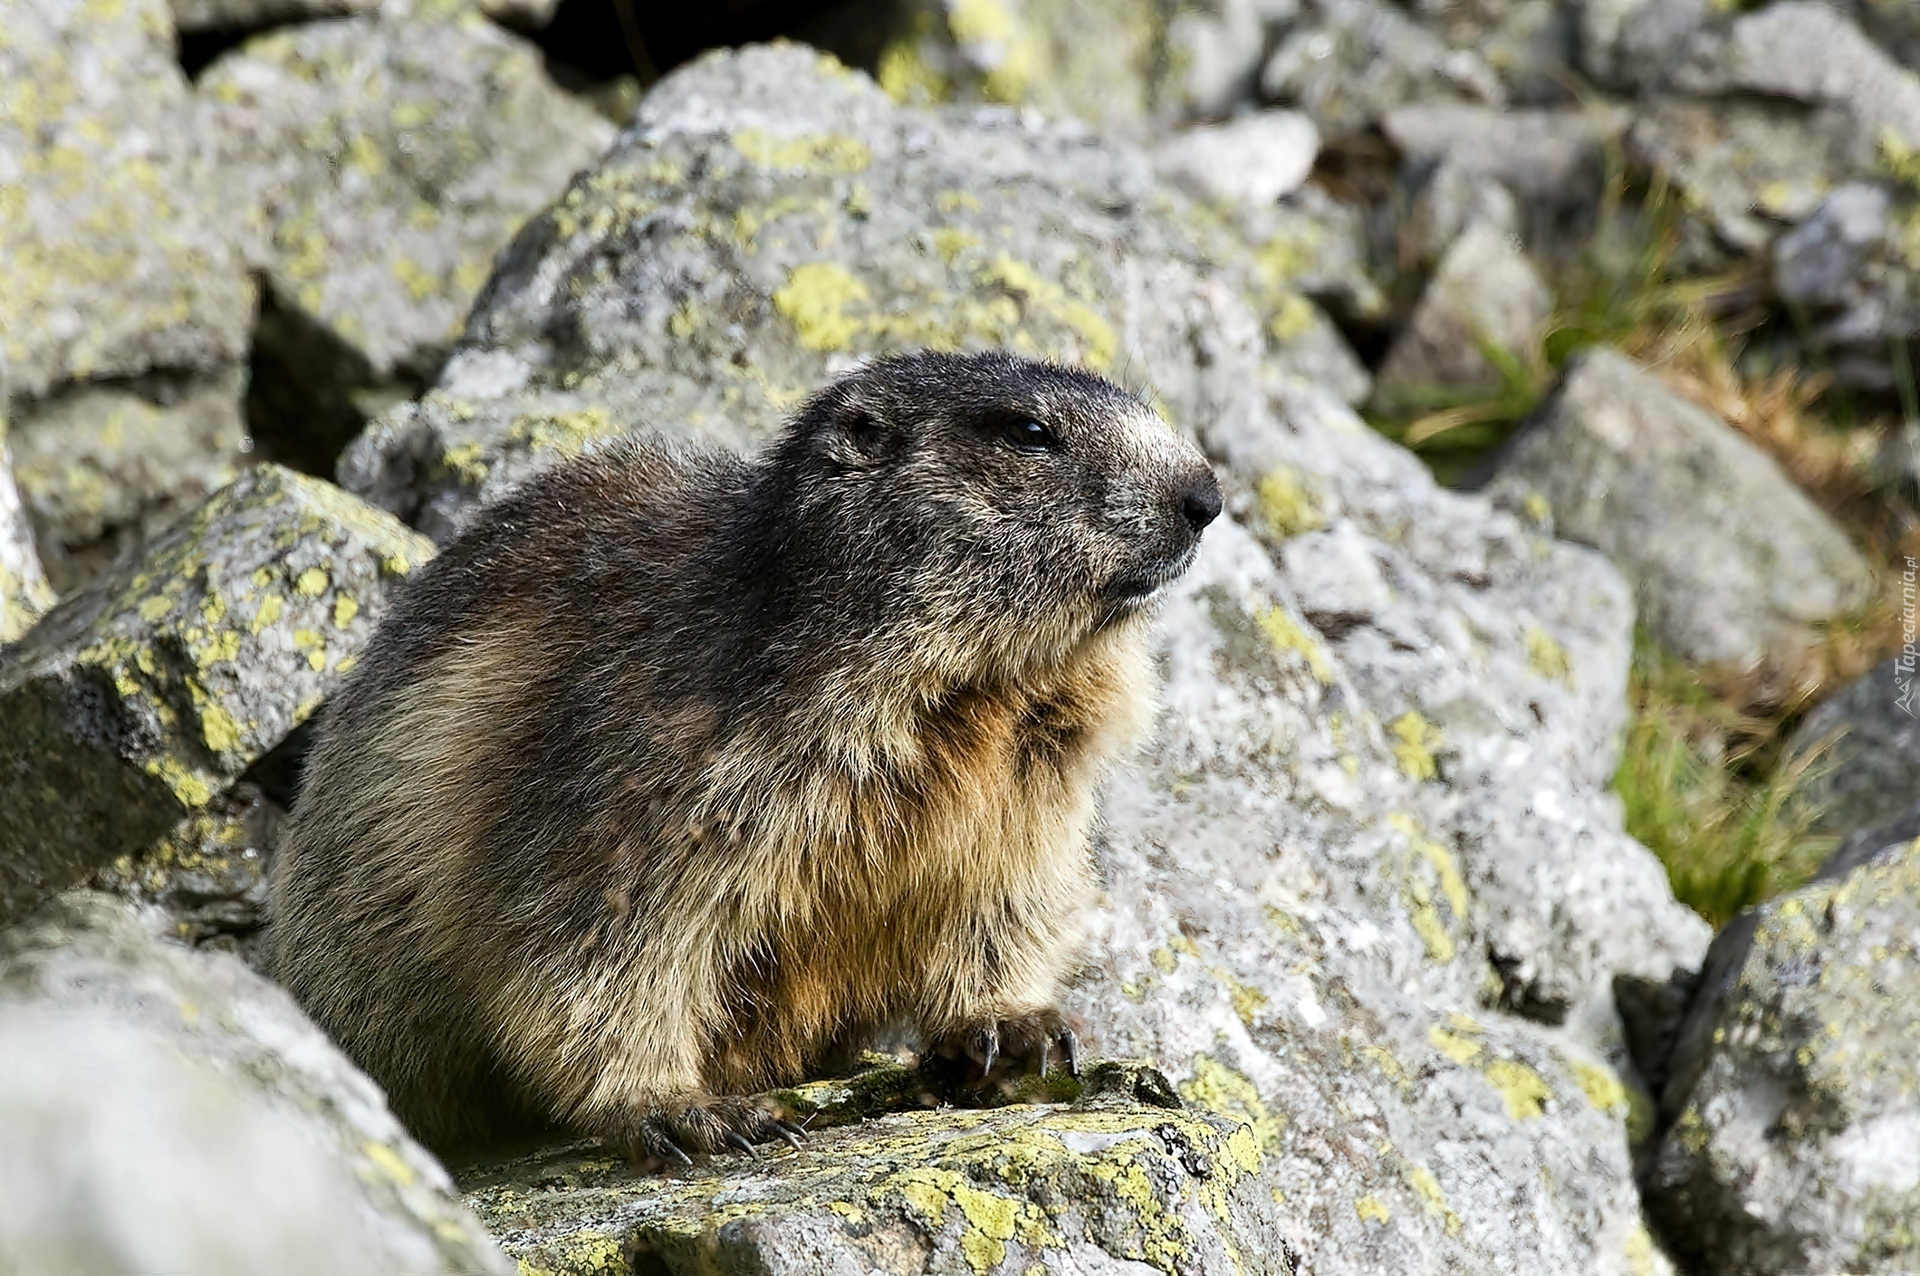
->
{"left": 1672, "top": 2, "right": 1920, "bottom": 155}
{"left": 1852, "top": 0, "right": 1920, "bottom": 70}
{"left": 340, "top": 48, "right": 1712, "bottom": 1273}
{"left": 0, "top": 403, "right": 55, "bottom": 644}
{"left": 1400, "top": 160, "right": 1521, "bottom": 263}
{"left": 1772, "top": 183, "right": 1920, "bottom": 393}
{"left": 1371, "top": 221, "right": 1551, "bottom": 415}
{"left": 1383, "top": 104, "right": 1625, "bottom": 208}
{"left": 864, "top": 0, "right": 1172, "bottom": 136}
{"left": 1781, "top": 654, "right": 1920, "bottom": 840}
{"left": 1165, "top": 0, "right": 1298, "bottom": 119}
{"left": 1259, "top": 0, "right": 1505, "bottom": 140}
{"left": 1577, "top": 0, "right": 1713, "bottom": 93}
{"left": 1627, "top": 99, "right": 1854, "bottom": 257}
{"left": 1646, "top": 837, "right": 1920, "bottom": 1275}
{"left": 89, "top": 780, "right": 284, "bottom": 966}
{"left": 1154, "top": 110, "right": 1320, "bottom": 208}
{"left": 0, "top": 893, "right": 511, "bottom": 1275}
{"left": 8, "top": 370, "right": 249, "bottom": 595}
{"left": 199, "top": 12, "right": 614, "bottom": 470}
{"left": 0, "top": 464, "right": 434, "bottom": 926}
{"left": 1483, "top": 347, "right": 1879, "bottom": 671}
{"left": 1238, "top": 184, "right": 1392, "bottom": 328}
{"left": 340, "top": 43, "right": 1365, "bottom": 540}
{"left": 0, "top": 0, "right": 254, "bottom": 405}
{"left": 466, "top": 1062, "right": 1294, "bottom": 1274}
{"left": 168, "top": 0, "right": 377, "bottom": 34}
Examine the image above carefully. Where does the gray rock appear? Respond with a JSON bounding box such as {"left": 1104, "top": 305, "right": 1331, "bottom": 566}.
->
{"left": 1165, "top": 0, "right": 1298, "bottom": 119}
{"left": 168, "top": 0, "right": 376, "bottom": 33}
{"left": 338, "top": 48, "right": 1712, "bottom": 1273}
{"left": 1260, "top": 0, "right": 1505, "bottom": 140}
{"left": 1237, "top": 184, "right": 1393, "bottom": 327}
{"left": 466, "top": 1062, "right": 1293, "bottom": 1274}
{"left": 1627, "top": 99, "right": 1853, "bottom": 257}
{"left": 9, "top": 370, "right": 249, "bottom": 595}
{"left": 199, "top": 12, "right": 613, "bottom": 465}
{"left": 0, "top": 403, "right": 54, "bottom": 644}
{"left": 1154, "top": 110, "right": 1320, "bottom": 208}
{"left": 1646, "top": 838, "right": 1920, "bottom": 1275}
{"left": 341, "top": 43, "right": 1365, "bottom": 540}
{"left": 1401, "top": 161, "right": 1521, "bottom": 263}
{"left": 90, "top": 780, "right": 284, "bottom": 966}
{"left": 1484, "top": 347, "right": 1878, "bottom": 670}
{"left": 0, "top": 893, "right": 511, "bottom": 1275}
{"left": 1371, "top": 222, "right": 1551, "bottom": 415}
{"left": 0, "top": 463, "right": 434, "bottom": 925}
{"left": 1782, "top": 654, "right": 1920, "bottom": 840}
{"left": 1383, "top": 104, "right": 1626, "bottom": 206}
{"left": 1577, "top": 0, "right": 1713, "bottom": 93}
{"left": 1773, "top": 183, "right": 1920, "bottom": 392}
{"left": 1852, "top": 0, "right": 1920, "bottom": 70}
{"left": 1673, "top": 2, "right": 1920, "bottom": 156}
{"left": 0, "top": 0, "right": 254, "bottom": 406}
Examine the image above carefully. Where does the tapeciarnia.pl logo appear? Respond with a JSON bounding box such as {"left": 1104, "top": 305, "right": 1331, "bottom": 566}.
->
{"left": 1898, "top": 556, "right": 1917, "bottom": 717}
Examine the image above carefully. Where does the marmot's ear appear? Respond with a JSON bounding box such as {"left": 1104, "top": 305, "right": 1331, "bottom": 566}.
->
{"left": 825, "top": 406, "right": 899, "bottom": 466}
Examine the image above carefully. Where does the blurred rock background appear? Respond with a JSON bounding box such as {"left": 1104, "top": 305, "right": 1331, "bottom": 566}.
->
{"left": 3, "top": 0, "right": 1919, "bottom": 1273}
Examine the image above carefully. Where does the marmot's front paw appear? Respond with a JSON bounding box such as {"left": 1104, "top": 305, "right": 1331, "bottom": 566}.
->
{"left": 939, "top": 1009, "right": 1082, "bottom": 1081}
{"left": 601, "top": 1095, "right": 806, "bottom": 1170}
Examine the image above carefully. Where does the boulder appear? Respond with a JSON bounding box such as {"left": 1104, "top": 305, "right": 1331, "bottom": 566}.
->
{"left": 1483, "top": 347, "right": 1879, "bottom": 671}
{"left": 1773, "top": 183, "right": 1920, "bottom": 393}
{"left": 340, "top": 43, "right": 1365, "bottom": 541}
{"left": 168, "top": 0, "right": 376, "bottom": 34}
{"left": 1781, "top": 654, "right": 1920, "bottom": 840}
{"left": 9, "top": 371, "right": 248, "bottom": 594}
{"left": 0, "top": 0, "right": 256, "bottom": 592}
{"left": 1259, "top": 0, "right": 1504, "bottom": 140}
{"left": 0, "top": 893, "right": 511, "bottom": 1275}
{"left": 1370, "top": 221, "right": 1552, "bottom": 416}
{"left": 336, "top": 47, "right": 1714, "bottom": 1273}
{"left": 0, "top": 404, "right": 54, "bottom": 644}
{"left": 1645, "top": 836, "right": 1920, "bottom": 1275}
{"left": 1153, "top": 111, "right": 1320, "bottom": 209}
{"left": 199, "top": 11, "right": 614, "bottom": 469}
{"left": 466, "top": 1062, "right": 1293, "bottom": 1275}
{"left": 1382, "top": 104, "right": 1625, "bottom": 208}
{"left": 0, "top": 463, "right": 433, "bottom": 925}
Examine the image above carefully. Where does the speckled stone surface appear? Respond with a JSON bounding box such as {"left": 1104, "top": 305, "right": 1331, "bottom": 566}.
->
{"left": 0, "top": 464, "right": 432, "bottom": 924}
{"left": 1648, "top": 838, "right": 1920, "bottom": 1274}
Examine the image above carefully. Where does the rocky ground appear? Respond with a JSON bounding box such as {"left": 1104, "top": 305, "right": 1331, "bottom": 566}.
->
{"left": 3, "top": 0, "right": 1919, "bottom": 1273}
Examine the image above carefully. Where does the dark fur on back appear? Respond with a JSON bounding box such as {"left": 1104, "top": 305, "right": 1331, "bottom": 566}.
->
{"left": 271, "top": 351, "right": 1219, "bottom": 1158}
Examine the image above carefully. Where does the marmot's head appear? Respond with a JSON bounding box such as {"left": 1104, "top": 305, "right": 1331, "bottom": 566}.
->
{"left": 768, "top": 351, "right": 1220, "bottom": 670}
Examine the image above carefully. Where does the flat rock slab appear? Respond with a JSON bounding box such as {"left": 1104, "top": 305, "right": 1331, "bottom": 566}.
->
{"left": 462, "top": 1066, "right": 1289, "bottom": 1276}
{"left": 0, "top": 0, "right": 253, "bottom": 402}
{"left": 1648, "top": 838, "right": 1920, "bottom": 1275}
{"left": 0, "top": 464, "right": 432, "bottom": 924}
{"left": 1485, "top": 346, "right": 1878, "bottom": 670}
{"left": 0, "top": 892, "right": 510, "bottom": 1275}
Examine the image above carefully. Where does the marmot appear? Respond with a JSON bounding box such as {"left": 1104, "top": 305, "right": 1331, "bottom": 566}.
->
{"left": 270, "top": 351, "right": 1221, "bottom": 1162}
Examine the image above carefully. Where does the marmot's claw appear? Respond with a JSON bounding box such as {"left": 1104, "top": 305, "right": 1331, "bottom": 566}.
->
{"left": 776, "top": 1118, "right": 809, "bottom": 1144}
{"left": 660, "top": 1137, "right": 694, "bottom": 1168}
{"left": 1059, "top": 1025, "right": 1082, "bottom": 1077}
{"left": 978, "top": 1025, "right": 1000, "bottom": 1079}
{"left": 723, "top": 1131, "right": 758, "bottom": 1157}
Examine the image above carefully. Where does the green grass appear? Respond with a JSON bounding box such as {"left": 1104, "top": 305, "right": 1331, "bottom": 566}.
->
{"left": 1613, "top": 635, "right": 1838, "bottom": 928}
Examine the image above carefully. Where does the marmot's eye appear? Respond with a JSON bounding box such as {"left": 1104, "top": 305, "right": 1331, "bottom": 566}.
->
{"left": 1000, "top": 418, "right": 1055, "bottom": 452}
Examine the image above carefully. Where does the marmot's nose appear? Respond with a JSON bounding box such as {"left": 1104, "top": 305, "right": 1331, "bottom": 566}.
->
{"left": 1179, "top": 472, "right": 1223, "bottom": 536}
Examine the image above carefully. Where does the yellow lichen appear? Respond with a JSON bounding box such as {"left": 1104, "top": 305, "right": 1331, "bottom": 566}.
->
{"left": 730, "top": 129, "right": 872, "bottom": 175}
{"left": 1354, "top": 1194, "right": 1390, "bottom": 1224}
{"left": 1570, "top": 1059, "right": 1627, "bottom": 1113}
{"left": 1484, "top": 1059, "right": 1551, "bottom": 1120}
{"left": 1525, "top": 626, "right": 1572, "bottom": 684}
{"left": 1406, "top": 1164, "right": 1462, "bottom": 1236}
{"left": 1255, "top": 466, "right": 1325, "bottom": 539}
{"left": 1390, "top": 712, "right": 1442, "bottom": 782}
{"left": 1257, "top": 605, "right": 1334, "bottom": 684}
{"left": 774, "top": 262, "right": 870, "bottom": 351}
{"left": 1180, "top": 1054, "right": 1283, "bottom": 1152}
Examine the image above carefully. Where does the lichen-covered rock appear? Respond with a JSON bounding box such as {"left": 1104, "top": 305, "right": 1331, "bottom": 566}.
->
{"left": 1781, "top": 654, "right": 1920, "bottom": 839}
{"left": 167, "top": 0, "right": 376, "bottom": 33}
{"left": 338, "top": 46, "right": 1710, "bottom": 1273}
{"left": 1383, "top": 104, "right": 1626, "bottom": 208}
{"left": 0, "top": 0, "right": 254, "bottom": 402}
{"left": 465, "top": 1063, "right": 1290, "bottom": 1275}
{"left": 1370, "top": 221, "right": 1552, "bottom": 415}
{"left": 0, "top": 464, "right": 433, "bottom": 924}
{"left": 90, "top": 780, "right": 283, "bottom": 966}
{"left": 0, "top": 403, "right": 55, "bottom": 643}
{"left": 862, "top": 0, "right": 1171, "bottom": 136}
{"left": 199, "top": 11, "right": 613, "bottom": 463}
{"left": 1484, "top": 347, "right": 1878, "bottom": 671}
{"left": 1646, "top": 838, "right": 1920, "bottom": 1275}
{"left": 9, "top": 370, "right": 248, "bottom": 594}
{"left": 341, "top": 43, "right": 1363, "bottom": 540}
{"left": 0, "top": 893, "right": 512, "bottom": 1275}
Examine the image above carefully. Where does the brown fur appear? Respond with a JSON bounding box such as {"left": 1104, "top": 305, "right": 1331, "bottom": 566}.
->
{"left": 270, "top": 351, "right": 1219, "bottom": 1159}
